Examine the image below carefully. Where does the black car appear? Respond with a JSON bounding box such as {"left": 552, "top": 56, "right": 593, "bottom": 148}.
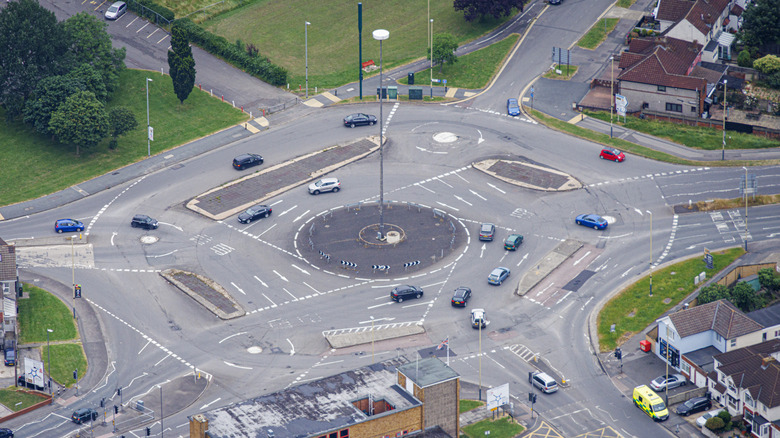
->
{"left": 17, "top": 374, "right": 45, "bottom": 391}
{"left": 4, "top": 348, "right": 14, "bottom": 366}
{"left": 232, "top": 153, "right": 264, "bottom": 170}
{"left": 237, "top": 205, "right": 272, "bottom": 223}
{"left": 130, "top": 214, "right": 158, "bottom": 230}
{"left": 390, "top": 285, "right": 423, "bottom": 303}
{"left": 343, "top": 113, "right": 377, "bottom": 128}
{"left": 451, "top": 287, "right": 471, "bottom": 307}
{"left": 71, "top": 408, "right": 98, "bottom": 424}
{"left": 675, "top": 396, "right": 711, "bottom": 416}
{"left": 0, "top": 428, "right": 13, "bottom": 438}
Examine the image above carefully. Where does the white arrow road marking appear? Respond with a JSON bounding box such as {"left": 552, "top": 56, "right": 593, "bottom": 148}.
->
{"left": 231, "top": 282, "right": 246, "bottom": 295}
{"left": 517, "top": 253, "right": 528, "bottom": 266}
{"left": 279, "top": 205, "right": 298, "bottom": 216}
{"left": 469, "top": 189, "right": 487, "bottom": 200}
{"left": 436, "top": 201, "right": 459, "bottom": 211}
{"left": 454, "top": 195, "right": 472, "bottom": 206}
{"left": 487, "top": 183, "right": 506, "bottom": 194}
{"left": 480, "top": 244, "right": 486, "bottom": 258}
{"left": 293, "top": 209, "right": 310, "bottom": 223}
{"left": 403, "top": 300, "right": 433, "bottom": 308}
{"left": 159, "top": 222, "right": 184, "bottom": 231}
{"left": 273, "top": 270, "right": 289, "bottom": 282}
{"left": 573, "top": 251, "right": 592, "bottom": 266}
{"left": 287, "top": 338, "right": 295, "bottom": 356}
{"left": 291, "top": 264, "right": 310, "bottom": 276}
{"left": 223, "top": 361, "right": 252, "bottom": 370}
{"left": 254, "top": 275, "right": 268, "bottom": 287}
{"left": 368, "top": 302, "right": 394, "bottom": 309}
{"left": 200, "top": 398, "right": 222, "bottom": 410}
{"left": 477, "top": 129, "right": 485, "bottom": 144}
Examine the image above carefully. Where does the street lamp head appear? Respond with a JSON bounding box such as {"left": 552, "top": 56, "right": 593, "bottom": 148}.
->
{"left": 47, "top": 329, "right": 53, "bottom": 333}
{"left": 147, "top": 78, "right": 153, "bottom": 82}
{"left": 305, "top": 21, "right": 310, "bottom": 25}
{"left": 372, "top": 29, "right": 389, "bottom": 41}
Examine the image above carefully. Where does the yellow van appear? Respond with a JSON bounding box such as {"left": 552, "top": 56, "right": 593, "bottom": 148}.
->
{"left": 632, "top": 385, "right": 669, "bottom": 421}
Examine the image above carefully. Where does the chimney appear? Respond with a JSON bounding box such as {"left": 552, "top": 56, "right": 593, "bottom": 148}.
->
{"left": 189, "top": 414, "right": 208, "bottom": 438}
{"left": 762, "top": 356, "right": 775, "bottom": 369}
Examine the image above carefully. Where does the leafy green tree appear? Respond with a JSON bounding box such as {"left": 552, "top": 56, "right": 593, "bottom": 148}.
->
{"left": 0, "top": 0, "right": 69, "bottom": 119}
{"left": 754, "top": 55, "right": 780, "bottom": 75}
{"left": 49, "top": 91, "right": 109, "bottom": 155}
{"left": 107, "top": 106, "right": 138, "bottom": 149}
{"left": 737, "top": 50, "right": 753, "bottom": 68}
{"left": 431, "top": 33, "right": 459, "bottom": 73}
{"left": 697, "top": 284, "right": 731, "bottom": 305}
{"left": 758, "top": 268, "right": 780, "bottom": 291}
{"left": 731, "top": 282, "right": 761, "bottom": 312}
{"left": 738, "top": 0, "right": 780, "bottom": 51}
{"left": 23, "top": 75, "right": 84, "bottom": 136}
{"left": 62, "top": 12, "right": 126, "bottom": 94}
{"left": 168, "top": 21, "right": 196, "bottom": 104}
{"left": 705, "top": 416, "right": 725, "bottom": 431}
{"left": 453, "top": 0, "right": 526, "bottom": 22}
{"left": 66, "top": 64, "right": 108, "bottom": 102}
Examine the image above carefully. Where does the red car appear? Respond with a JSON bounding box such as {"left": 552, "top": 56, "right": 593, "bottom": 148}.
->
{"left": 599, "top": 148, "right": 625, "bottom": 162}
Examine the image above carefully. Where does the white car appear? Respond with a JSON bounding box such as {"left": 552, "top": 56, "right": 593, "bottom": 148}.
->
{"left": 471, "top": 308, "right": 487, "bottom": 329}
{"left": 104, "top": 1, "right": 127, "bottom": 20}
{"left": 696, "top": 408, "right": 725, "bottom": 427}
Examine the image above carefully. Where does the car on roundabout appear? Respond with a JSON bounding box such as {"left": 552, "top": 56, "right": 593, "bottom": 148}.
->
{"left": 390, "top": 285, "right": 423, "bottom": 303}
{"left": 130, "top": 214, "right": 158, "bottom": 230}
{"left": 451, "top": 287, "right": 471, "bottom": 307}
{"left": 237, "top": 205, "right": 272, "bottom": 223}
{"left": 478, "top": 223, "right": 495, "bottom": 241}
{"left": 471, "top": 308, "right": 487, "bottom": 328}
{"left": 507, "top": 98, "right": 520, "bottom": 116}
{"left": 71, "top": 408, "right": 98, "bottom": 424}
{"left": 487, "top": 267, "right": 510, "bottom": 285}
{"left": 599, "top": 147, "right": 625, "bottom": 162}
{"left": 504, "top": 234, "right": 523, "bottom": 250}
{"left": 575, "top": 214, "right": 608, "bottom": 230}
{"left": 54, "top": 219, "right": 84, "bottom": 233}
{"left": 308, "top": 177, "right": 341, "bottom": 195}
{"left": 232, "top": 153, "right": 264, "bottom": 170}
{"left": 343, "top": 113, "right": 377, "bottom": 128}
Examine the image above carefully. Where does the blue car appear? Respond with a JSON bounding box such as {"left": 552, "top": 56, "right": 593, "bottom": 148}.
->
{"left": 575, "top": 214, "right": 608, "bottom": 230}
{"left": 507, "top": 98, "right": 520, "bottom": 116}
{"left": 488, "top": 267, "right": 510, "bottom": 285}
{"left": 54, "top": 219, "right": 85, "bottom": 233}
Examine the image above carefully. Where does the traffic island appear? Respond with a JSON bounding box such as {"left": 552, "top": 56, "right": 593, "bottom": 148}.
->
{"left": 472, "top": 157, "right": 581, "bottom": 191}
{"left": 296, "top": 201, "right": 467, "bottom": 278}
{"left": 161, "top": 269, "right": 245, "bottom": 320}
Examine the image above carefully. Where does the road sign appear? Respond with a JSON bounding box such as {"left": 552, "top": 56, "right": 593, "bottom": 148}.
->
{"left": 615, "top": 94, "right": 627, "bottom": 109}
{"left": 148, "top": 126, "right": 154, "bottom": 141}
{"left": 486, "top": 383, "right": 509, "bottom": 411}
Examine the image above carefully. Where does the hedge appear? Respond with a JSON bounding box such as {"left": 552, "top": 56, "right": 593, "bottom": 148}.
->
{"left": 126, "top": 0, "right": 175, "bottom": 24}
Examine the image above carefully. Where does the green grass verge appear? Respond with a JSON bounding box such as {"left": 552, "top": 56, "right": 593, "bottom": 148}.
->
{"left": 0, "top": 69, "right": 246, "bottom": 207}
{"left": 460, "top": 399, "right": 484, "bottom": 413}
{"left": 46, "top": 343, "right": 88, "bottom": 388}
{"left": 597, "top": 247, "right": 745, "bottom": 352}
{"left": 542, "top": 64, "right": 579, "bottom": 80}
{"left": 527, "top": 109, "right": 780, "bottom": 167}
{"left": 616, "top": 0, "right": 635, "bottom": 7}
{"left": 578, "top": 18, "right": 619, "bottom": 50}
{"left": 203, "top": 0, "right": 516, "bottom": 90}
{"left": 584, "top": 111, "right": 780, "bottom": 150}
{"left": 18, "top": 284, "right": 78, "bottom": 344}
{"left": 395, "top": 34, "right": 519, "bottom": 89}
{"left": 462, "top": 417, "right": 524, "bottom": 438}
{"left": 0, "top": 387, "right": 49, "bottom": 411}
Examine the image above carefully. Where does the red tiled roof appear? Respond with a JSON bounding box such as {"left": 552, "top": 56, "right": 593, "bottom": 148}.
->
{"left": 714, "top": 340, "right": 780, "bottom": 408}
{"left": 730, "top": 4, "right": 744, "bottom": 16}
{"left": 618, "top": 37, "right": 706, "bottom": 91}
{"left": 668, "top": 300, "right": 764, "bottom": 339}
{"left": 656, "top": 0, "right": 695, "bottom": 22}
{"left": 684, "top": 0, "right": 731, "bottom": 36}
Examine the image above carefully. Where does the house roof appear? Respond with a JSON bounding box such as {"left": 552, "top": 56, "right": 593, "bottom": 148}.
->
{"left": 669, "top": 299, "right": 763, "bottom": 339}
{"left": 618, "top": 36, "right": 707, "bottom": 91}
{"left": 714, "top": 339, "right": 780, "bottom": 408}
{"left": 0, "top": 238, "right": 16, "bottom": 282}
{"left": 748, "top": 303, "right": 780, "bottom": 330}
{"left": 730, "top": 4, "right": 744, "bottom": 16}
{"left": 684, "top": 0, "right": 730, "bottom": 37}
{"left": 398, "top": 357, "right": 459, "bottom": 388}
{"left": 655, "top": 0, "right": 695, "bottom": 22}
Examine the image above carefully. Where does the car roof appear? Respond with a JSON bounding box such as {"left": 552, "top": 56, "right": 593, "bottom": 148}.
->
{"left": 111, "top": 1, "right": 126, "bottom": 5}
{"left": 480, "top": 223, "right": 494, "bottom": 230}
{"left": 454, "top": 288, "right": 469, "bottom": 296}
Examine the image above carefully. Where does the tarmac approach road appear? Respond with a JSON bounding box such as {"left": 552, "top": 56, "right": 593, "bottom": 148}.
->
{"left": 5, "top": 99, "right": 780, "bottom": 437}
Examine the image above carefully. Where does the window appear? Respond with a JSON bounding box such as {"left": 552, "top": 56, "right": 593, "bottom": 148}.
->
{"left": 665, "top": 103, "right": 682, "bottom": 112}
{"left": 763, "top": 332, "right": 767, "bottom": 341}
{"left": 716, "top": 334, "right": 723, "bottom": 342}
{"left": 731, "top": 339, "right": 737, "bottom": 347}
{"left": 642, "top": 102, "right": 649, "bottom": 109}
{"left": 340, "top": 431, "right": 349, "bottom": 438}
{"left": 658, "top": 85, "right": 667, "bottom": 92}
{"left": 775, "top": 330, "right": 780, "bottom": 337}
{"left": 691, "top": 106, "right": 697, "bottom": 113}
{"left": 681, "top": 362, "right": 691, "bottom": 374}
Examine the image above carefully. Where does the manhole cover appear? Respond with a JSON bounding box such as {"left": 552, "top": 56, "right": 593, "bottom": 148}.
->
{"left": 432, "top": 132, "right": 458, "bottom": 143}
{"left": 247, "top": 346, "right": 263, "bottom": 354}
{"left": 140, "top": 236, "right": 159, "bottom": 244}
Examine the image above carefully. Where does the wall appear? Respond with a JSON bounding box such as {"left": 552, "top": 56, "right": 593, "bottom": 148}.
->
{"left": 349, "top": 406, "right": 423, "bottom": 438}
{"left": 666, "top": 20, "right": 706, "bottom": 44}
{"left": 420, "top": 379, "right": 459, "bottom": 437}
{"left": 620, "top": 82, "right": 701, "bottom": 115}
{"left": 717, "top": 263, "right": 778, "bottom": 287}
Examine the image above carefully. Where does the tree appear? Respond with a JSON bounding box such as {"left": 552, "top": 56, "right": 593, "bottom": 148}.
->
{"left": 107, "top": 106, "right": 138, "bottom": 149}
{"left": 753, "top": 55, "right": 780, "bottom": 75}
{"left": 0, "top": 0, "right": 69, "bottom": 119}
{"left": 168, "top": 21, "right": 197, "bottom": 104}
{"left": 758, "top": 268, "right": 780, "bottom": 292}
{"left": 431, "top": 33, "right": 459, "bottom": 73}
{"left": 697, "top": 284, "right": 730, "bottom": 305}
{"left": 67, "top": 64, "right": 108, "bottom": 102}
{"left": 454, "top": 0, "right": 526, "bottom": 22}
{"left": 738, "top": 0, "right": 780, "bottom": 51}
{"left": 737, "top": 50, "right": 753, "bottom": 68}
{"left": 731, "top": 282, "right": 761, "bottom": 312}
{"left": 62, "top": 12, "right": 126, "bottom": 94}
{"left": 49, "top": 91, "right": 109, "bottom": 155}
{"left": 23, "top": 75, "right": 84, "bottom": 136}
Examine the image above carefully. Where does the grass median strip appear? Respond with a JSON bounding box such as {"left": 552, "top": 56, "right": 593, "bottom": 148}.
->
{"left": 597, "top": 247, "right": 744, "bottom": 352}
{"left": 462, "top": 417, "right": 524, "bottom": 438}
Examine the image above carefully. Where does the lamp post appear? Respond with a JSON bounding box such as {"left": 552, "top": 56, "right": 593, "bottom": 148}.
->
{"left": 70, "top": 234, "right": 81, "bottom": 319}
{"left": 46, "top": 329, "right": 53, "bottom": 395}
{"left": 373, "top": 29, "right": 389, "bottom": 240}
{"left": 430, "top": 19, "right": 433, "bottom": 96}
{"left": 370, "top": 316, "right": 375, "bottom": 363}
{"left": 146, "top": 78, "right": 153, "bottom": 157}
{"left": 610, "top": 56, "right": 614, "bottom": 138}
{"left": 743, "top": 166, "right": 749, "bottom": 251}
{"left": 478, "top": 317, "right": 483, "bottom": 401}
{"left": 665, "top": 334, "right": 670, "bottom": 406}
{"left": 722, "top": 79, "right": 727, "bottom": 160}
{"left": 305, "top": 21, "right": 311, "bottom": 99}
{"left": 647, "top": 210, "right": 653, "bottom": 297}
{"left": 160, "top": 384, "right": 164, "bottom": 438}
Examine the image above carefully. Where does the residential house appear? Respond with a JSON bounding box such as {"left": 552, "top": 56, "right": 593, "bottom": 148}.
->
{"left": 654, "top": 0, "right": 735, "bottom": 61}
{"left": 0, "top": 238, "right": 17, "bottom": 335}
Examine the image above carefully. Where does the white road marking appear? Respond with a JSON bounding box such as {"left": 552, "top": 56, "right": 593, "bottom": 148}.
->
{"left": 367, "top": 302, "right": 394, "bottom": 309}
{"left": 262, "top": 293, "right": 277, "bottom": 307}
{"left": 199, "top": 398, "right": 222, "bottom": 410}
{"left": 270, "top": 200, "right": 284, "bottom": 206}
{"left": 287, "top": 338, "right": 295, "bottom": 356}
{"left": 219, "top": 332, "right": 247, "bottom": 344}
{"left": 480, "top": 244, "right": 486, "bottom": 258}
{"left": 293, "top": 210, "right": 311, "bottom": 223}
{"left": 469, "top": 189, "right": 486, "bottom": 200}
{"left": 273, "top": 270, "right": 289, "bottom": 282}
{"left": 573, "top": 251, "right": 592, "bottom": 266}
{"left": 436, "top": 178, "right": 454, "bottom": 188}
{"left": 517, "top": 253, "right": 528, "bottom": 266}
{"left": 403, "top": 300, "right": 433, "bottom": 308}
{"left": 282, "top": 288, "right": 298, "bottom": 301}
{"left": 454, "top": 195, "right": 473, "bottom": 206}
{"left": 313, "top": 360, "right": 344, "bottom": 367}
{"left": 303, "top": 282, "right": 320, "bottom": 294}
{"left": 291, "top": 264, "right": 310, "bottom": 275}
{"left": 111, "top": 232, "right": 117, "bottom": 246}
{"left": 415, "top": 183, "right": 436, "bottom": 193}
{"left": 254, "top": 275, "right": 268, "bottom": 287}
{"left": 279, "top": 205, "right": 298, "bottom": 216}
{"left": 231, "top": 282, "right": 246, "bottom": 295}
{"left": 487, "top": 183, "right": 506, "bottom": 194}
{"left": 436, "top": 201, "right": 459, "bottom": 211}
{"left": 422, "top": 281, "right": 447, "bottom": 288}
{"left": 223, "top": 361, "right": 252, "bottom": 370}
{"left": 138, "top": 340, "right": 152, "bottom": 355}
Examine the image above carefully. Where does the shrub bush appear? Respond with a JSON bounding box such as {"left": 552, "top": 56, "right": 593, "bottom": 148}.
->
{"left": 737, "top": 50, "right": 753, "bottom": 68}
{"left": 705, "top": 416, "right": 725, "bottom": 431}
{"left": 717, "top": 409, "right": 732, "bottom": 424}
{"left": 127, "top": 0, "right": 174, "bottom": 23}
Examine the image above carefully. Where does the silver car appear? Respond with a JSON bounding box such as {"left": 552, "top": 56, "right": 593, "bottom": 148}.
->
{"left": 105, "top": 1, "right": 127, "bottom": 20}
{"left": 308, "top": 177, "right": 341, "bottom": 195}
{"left": 649, "top": 373, "right": 686, "bottom": 391}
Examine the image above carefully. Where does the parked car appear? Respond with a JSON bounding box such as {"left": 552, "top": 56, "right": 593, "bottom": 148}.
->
{"left": 675, "top": 396, "right": 711, "bottom": 416}
{"left": 548, "top": 0, "right": 562, "bottom": 4}
{"left": 237, "top": 205, "right": 272, "bottom": 224}
{"left": 71, "top": 408, "right": 98, "bottom": 424}
{"left": 599, "top": 147, "right": 625, "bottom": 162}
{"left": 487, "top": 267, "right": 510, "bottom": 285}
{"left": 343, "top": 113, "right": 377, "bottom": 128}
{"left": 649, "top": 373, "right": 686, "bottom": 391}
{"left": 696, "top": 408, "right": 725, "bottom": 427}
{"left": 478, "top": 223, "right": 495, "bottom": 241}
{"left": 504, "top": 234, "right": 523, "bottom": 250}
{"left": 130, "top": 214, "right": 158, "bottom": 230}
{"left": 17, "top": 374, "right": 45, "bottom": 391}
{"left": 390, "top": 285, "right": 423, "bottom": 303}
{"left": 0, "top": 428, "right": 13, "bottom": 438}
{"left": 531, "top": 371, "right": 559, "bottom": 393}
{"left": 232, "top": 153, "right": 264, "bottom": 170}
{"left": 451, "top": 287, "right": 471, "bottom": 307}
{"left": 507, "top": 98, "right": 520, "bottom": 116}
{"left": 633, "top": 385, "right": 669, "bottom": 421}
{"left": 308, "top": 177, "right": 341, "bottom": 195}
{"left": 54, "top": 219, "right": 84, "bottom": 233}
{"left": 575, "top": 214, "right": 608, "bottom": 230}
{"left": 471, "top": 308, "right": 487, "bottom": 328}
{"left": 3, "top": 347, "right": 14, "bottom": 366}
{"left": 104, "top": 1, "right": 127, "bottom": 19}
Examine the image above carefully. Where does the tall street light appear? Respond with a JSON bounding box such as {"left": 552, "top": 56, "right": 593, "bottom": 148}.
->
{"left": 370, "top": 316, "right": 375, "bottom": 363}
{"left": 46, "top": 329, "right": 53, "bottom": 395}
{"left": 743, "top": 166, "right": 749, "bottom": 251}
{"left": 722, "top": 79, "right": 727, "bottom": 160}
{"left": 430, "top": 19, "right": 433, "bottom": 96}
{"left": 647, "top": 210, "right": 653, "bottom": 297}
{"left": 373, "top": 29, "right": 389, "bottom": 239}
{"left": 610, "top": 56, "right": 614, "bottom": 138}
{"left": 478, "top": 317, "right": 483, "bottom": 401}
{"left": 146, "top": 78, "right": 153, "bottom": 157}
{"left": 305, "top": 21, "right": 311, "bottom": 99}
{"left": 70, "top": 234, "right": 81, "bottom": 319}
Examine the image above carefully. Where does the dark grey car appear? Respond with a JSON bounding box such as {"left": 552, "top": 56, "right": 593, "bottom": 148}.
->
{"left": 131, "top": 214, "right": 158, "bottom": 230}
{"left": 237, "top": 205, "right": 272, "bottom": 223}
{"left": 390, "top": 285, "right": 423, "bottom": 303}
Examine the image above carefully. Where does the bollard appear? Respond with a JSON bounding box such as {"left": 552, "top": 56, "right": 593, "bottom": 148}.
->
{"left": 232, "top": 100, "right": 235, "bottom": 107}
{"left": 262, "top": 109, "right": 266, "bottom": 116}
{"left": 299, "top": 85, "right": 301, "bottom": 91}
{"left": 335, "top": 89, "right": 338, "bottom": 96}
{"left": 210, "top": 89, "right": 213, "bottom": 96}
{"left": 241, "top": 106, "right": 244, "bottom": 113}
{"left": 221, "top": 95, "right": 224, "bottom": 102}
{"left": 199, "top": 84, "right": 202, "bottom": 91}
{"left": 315, "top": 86, "right": 317, "bottom": 94}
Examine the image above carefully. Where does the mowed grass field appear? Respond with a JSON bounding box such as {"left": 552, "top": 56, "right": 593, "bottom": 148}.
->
{"left": 198, "top": 0, "right": 513, "bottom": 89}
